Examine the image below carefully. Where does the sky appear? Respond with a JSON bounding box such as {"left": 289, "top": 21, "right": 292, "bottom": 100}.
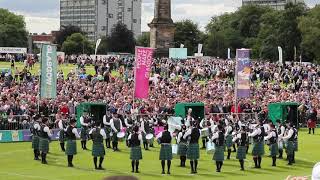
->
{"left": 0, "top": 0, "right": 318, "bottom": 34}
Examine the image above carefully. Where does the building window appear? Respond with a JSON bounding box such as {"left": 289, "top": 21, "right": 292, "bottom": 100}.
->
{"left": 128, "top": 8, "right": 132, "bottom": 12}
{"left": 133, "top": 19, "right": 137, "bottom": 23}
{"left": 101, "top": 26, "right": 106, "bottom": 31}
{"left": 108, "top": 14, "right": 113, "bottom": 18}
{"left": 102, "top": 0, "right": 106, "bottom": 5}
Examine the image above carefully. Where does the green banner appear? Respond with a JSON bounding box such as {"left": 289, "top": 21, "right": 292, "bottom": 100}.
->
{"left": 40, "top": 44, "right": 57, "bottom": 99}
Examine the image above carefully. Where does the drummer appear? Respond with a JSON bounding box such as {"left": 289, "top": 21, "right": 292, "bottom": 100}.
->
{"left": 110, "top": 113, "right": 123, "bottom": 151}
{"left": 200, "top": 117, "right": 210, "bottom": 149}
{"left": 124, "top": 115, "right": 134, "bottom": 147}
{"left": 177, "top": 125, "right": 188, "bottom": 167}
{"left": 225, "top": 119, "right": 234, "bottom": 160}
{"left": 184, "top": 108, "right": 195, "bottom": 128}
{"left": 103, "top": 111, "right": 113, "bottom": 148}
{"left": 232, "top": 125, "right": 247, "bottom": 171}
{"left": 141, "top": 117, "right": 151, "bottom": 150}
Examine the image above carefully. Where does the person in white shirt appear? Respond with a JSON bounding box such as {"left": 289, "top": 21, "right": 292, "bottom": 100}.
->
{"left": 58, "top": 113, "right": 68, "bottom": 152}
{"left": 264, "top": 124, "right": 278, "bottom": 166}
{"left": 103, "top": 112, "right": 112, "bottom": 148}
{"left": 31, "top": 115, "right": 41, "bottom": 160}
{"left": 232, "top": 126, "right": 247, "bottom": 171}
{"left": 110, "top": 113, "right": 123, "bottom": 151}
{"left": 276, "top": 120, "right": 286, "bottom": 159}
{"left": 248, "top": 120, "right": 265, "bottom": 168}
{"left": 177, "top": 125, "right": 188, "bottom": 167}
{"left": 80, "top": 112, "right": 91, "bottom": 150}
{"left": 282, "top": 123, "right": 296, "bottom": 165}
{"left": 89, "top": 122, "right": 107, "bottom": 170}
{"left": 156, "top": 124, "right": 173, "bottom": 174}
{"left": 211, "top": 125, "right": 225, "bottom": 172}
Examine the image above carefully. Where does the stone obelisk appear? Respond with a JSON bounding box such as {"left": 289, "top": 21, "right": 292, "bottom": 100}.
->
{"left": 148, "top": 0, "right": 175, "bottom": 57}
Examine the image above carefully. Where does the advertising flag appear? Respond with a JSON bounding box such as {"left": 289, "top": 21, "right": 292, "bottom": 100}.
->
{"left": 236, "top": 49, "right": 251, "bottom": 98}
{"left": 134, "top": 47, "right": 154, "bottom": 99}
{"left": 40, "top": 44, "right": 57, "bottom": 99}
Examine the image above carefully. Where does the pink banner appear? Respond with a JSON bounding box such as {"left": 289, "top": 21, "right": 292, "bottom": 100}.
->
{"left": 134, "top": 47, "right": 154, "bottom": 99}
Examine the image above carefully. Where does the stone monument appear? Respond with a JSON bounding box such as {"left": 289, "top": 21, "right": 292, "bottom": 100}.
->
{"left": 148, "top": 0, "right": 175, "bottom": 57}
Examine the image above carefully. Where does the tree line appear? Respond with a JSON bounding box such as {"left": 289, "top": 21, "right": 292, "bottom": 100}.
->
{"left": 0, "top": 3, "right": 319, "bottom": 62}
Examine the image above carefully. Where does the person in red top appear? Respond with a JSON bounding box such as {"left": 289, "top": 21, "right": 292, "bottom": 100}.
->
{"left": 307, "top": 107, "right": 317, "bottom": 135}
{"left": 231, "top": 104, "right": 242, "bottom": 113}
{"left": 60, "top": 102, "right": 69, "bottom": 115}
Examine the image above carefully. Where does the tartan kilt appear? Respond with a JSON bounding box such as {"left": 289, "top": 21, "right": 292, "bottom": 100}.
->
{"left": 130, "top": 146, "right": 142, "bottom": 160}
{"left": 39, "top": 137, "right": 49, "bottom": 153}
{"left": 294, "top": 140, "right": 298, "bottom": 151}
{"left": 32, "top": 135, "right": 40, "bottom": 150}
{"left": 252, "top": 141, "right": 264, "bottom": 156}
{"left": 286, "top": 141, "right": 294, "bottom": 155}
{"left": 80, "top": 127, "right": 89, "bottom": 140}
{"left": 187, "top": 143, "right": 200, "bottom": 160}
{"left": 269, "top": 143, "right": 279, "bottom": 157}
{"left": 225, "top": 135, "right": 233, "bottom": 148}
{"left": 213, "top": 146, "right": 225, "bottom": 161}
{"left": 159, "top": 144, "right": 173, "bottom": 160}
{"left": 178, "top": 143, "right": 188, "bottom": 156}
{"left": 104, "top": 127, "right": 111, "bottom": 139}
{"left": 92, "top": 142, "right": 105, "bottom": 157}
{"left": 236, "top": 146, "right": 246, "bottom": 160}
{"left": 65, "top": 140, "right": 77, "bottom": 155}
{"left": 59, "top": 130, "right": 66, "bottom": 143}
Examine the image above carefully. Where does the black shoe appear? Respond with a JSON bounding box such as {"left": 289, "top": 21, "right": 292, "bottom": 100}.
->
{"left": 240, "top": 168, "right": 244, "bottom": 171}
{"left": 216, "top": 169, "right": 220, "bottom": 172}
{"left": 194, "top": 170, "right": 197, "bottom": 174}
{"left": 68, "top": 164, "right": 74, "bottom": 167}
{"left": 97, "top": 167, "right": 105, "bottom": 170}
{"left": 288, "top": 163, "right": 292, "bottom": 166}
{"left": 167, "top": 171, "right": 171, "bottom": 175}
{"left": 278, "top": 156, "right": 283, "bottom": 159}
{"left": 131, "top": 170, "right": 134, "bottom": 173}
{"left": 135, "top": 170, "right": 140, "bottom": 173}
{"left": 272, "top": 164, "right": 276, "bottom": 167}
{"left": 34, "top": 157, "right": 40, "bottom": 160}
{"left": 162, "top": 171, "right": 165, "bottom": 174}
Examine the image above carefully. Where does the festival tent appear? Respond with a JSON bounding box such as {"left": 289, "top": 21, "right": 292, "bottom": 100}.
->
{"left": 175, "top": 102, "right": 205, "bottom": 121}
{"left": 268, "top": 102, "right": 300, "bottom": 127}
{"left": 76, "top": 102, "right": 106, "bottom": 128}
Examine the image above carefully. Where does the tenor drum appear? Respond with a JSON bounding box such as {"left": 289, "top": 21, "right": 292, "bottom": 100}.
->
{"left": 172, "top": 144, "right": 178, "bottom": 155}
{"left": 117, "top": 132, "right": 125, "bottom": 141}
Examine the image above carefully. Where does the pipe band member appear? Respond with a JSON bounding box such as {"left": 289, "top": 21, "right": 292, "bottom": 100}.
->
{"left": 110, "top": 113, "right": 123, "bottom": 151}
{"left": 184, "top": 121, "right": 200, "bottom": 174}
{"left": 128, "top": 126, "right": 143, "bottom": 173}
{"left": 177, "top": 125, "right": 188, "bottom": 167}
{"left": 58, "top": 113, "right": 68, "bottom": 152}
{"left": 157, "top": 124, "right": 173, "bottom": 174}
{"left": 264, "top": 124, "right": 278, "bottom": 166}
{"left": 249, "top": 119, "right": 265, "bottom": 168}
{"left": 65, "top": 118, "right": 80, "bottom": 167}
{"left": 80, "top": 112, "right": 90, "bottom": 150}
{"left": 103, "top": 112, "right": 112, "bottom": 148}
{"left": 31, "top": 114, "right": 41, "bottom": 160}
{"left": 39, "top": 117, "right": 52, "bottom": 164}
{"left": 90, "top": 122, "right": 107, "bottom": 170}
{"left": 276, "top": 120, "right": 286, "bottom": 159}
{"left": 283, "top": 123, "right": 296, "bottom": 165}
{"left": 233, "top": 125, "right": 247, "bottom": 171}
{"left": 212, "top": 125, "right": 225, "bottom": 172}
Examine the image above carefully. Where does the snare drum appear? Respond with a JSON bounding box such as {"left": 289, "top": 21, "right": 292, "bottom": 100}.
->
{"left": 172, "top": 144, "right": 178, "bottom": 155}
{"left": 146, "top": 133, "right": 154, "bottom": 140}
{"left": 206, "top": 141, "right": 215, "bottom": 154}
{"left": 117, "top": 132, "right": 125, "bottom": 141}
{"left": 201, "top": 128, "right": 209, "bottom": 137}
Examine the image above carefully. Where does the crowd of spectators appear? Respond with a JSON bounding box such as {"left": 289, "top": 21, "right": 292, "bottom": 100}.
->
{"left": 0, "top": 56, "right": 319, "bottom": 130}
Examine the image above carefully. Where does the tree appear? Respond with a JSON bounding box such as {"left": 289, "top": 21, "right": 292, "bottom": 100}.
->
{"left": 0, "top": 8, "right": 28, "bottom": 47}
{"left": 298, "top": 5, "right": 320, "bottom": 63}
{"left": 107, "top": 22, "right": 135, "bottom": 53}
{"left": 136, "top": 32, "right": 150, "bottom": 47}
{"left": 277, "top": 3, "right": 307, "bottom": 61}
{"left": 96, "top": 36, "right": 109, "bottom": 55}
{"left": 61, "top": 33, "right": 93, "bottom": 55}
{"left": 174, "top": 20, "right": 202, "bottom": 55}
{"left": 54, "top": 25, "right": 84, "bottom": 50}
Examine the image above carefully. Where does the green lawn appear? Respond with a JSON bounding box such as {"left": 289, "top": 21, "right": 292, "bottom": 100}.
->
{"left": 0, "top": 129, "right": 318, "bottom": 180}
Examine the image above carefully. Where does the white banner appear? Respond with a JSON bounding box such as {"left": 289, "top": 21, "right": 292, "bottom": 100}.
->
{"left": 0, "top": 47, "right": 27, "bottom": 54}
{"left": 278, "top": 46, "right": 283, "bottom": 64}
{"left": 198, "top": 44, "right": 203, "bottom": 54}
{"left": 95, "top": 39, "right": 102, "bottom": 55}
{"left": 228, "top": 48, "right": 231, "bottom": 59}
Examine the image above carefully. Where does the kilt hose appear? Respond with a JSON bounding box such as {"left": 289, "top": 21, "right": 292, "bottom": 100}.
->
{"left": 252, "top": 141, "right": 264, "bottom": 156}
{"left": 159, "top": 144, "right": 173, "bottom": 160}
{"left": 178, "top": 143, "right": 188, "bottom": 156}
{"left": 32, "top": 135, "right": 40, "bottom": 150}
{"left": 236, "top": 146, "right": 247, "bottom": 160}
{"left": 65, "top": 140, "right": 77, "bottom": 156}
{"left": 112, "top": 134, "right": 118, "bottom": 143}
{"left": 39, "top": 137, "right": 49, "bottom": 153}
{"left": 187, "top": 143, "right": 200, "bottom": 160}
{"left": 269, "top": 143, "right": 279, "bottom": 157}
{"left": 294, "top": 140, "right": 298, "bottom": 151}
{"left": 130, "top": 146, "right": 142, "bottom": 160}
{"left": 80, "top": 127, "right": 89, "bottom": 141}
{"left": 286, "top": 141, "right": 295, "bottom": 156}
{"left": 225, "top": 135, "right": 233, "bottom": 149}
{"left": 59, "top": 130, "right": 66, "bottom": 143}
{"left": 213, "top": 146, "right": 225, "bottom": 161}
{"left": 92, "top": 142, "right": 105, "bottom": 157}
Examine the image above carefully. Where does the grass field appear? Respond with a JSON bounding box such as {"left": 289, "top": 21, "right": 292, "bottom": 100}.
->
{"left": 0, "top": 129, "right": 319, "bottom": 180}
